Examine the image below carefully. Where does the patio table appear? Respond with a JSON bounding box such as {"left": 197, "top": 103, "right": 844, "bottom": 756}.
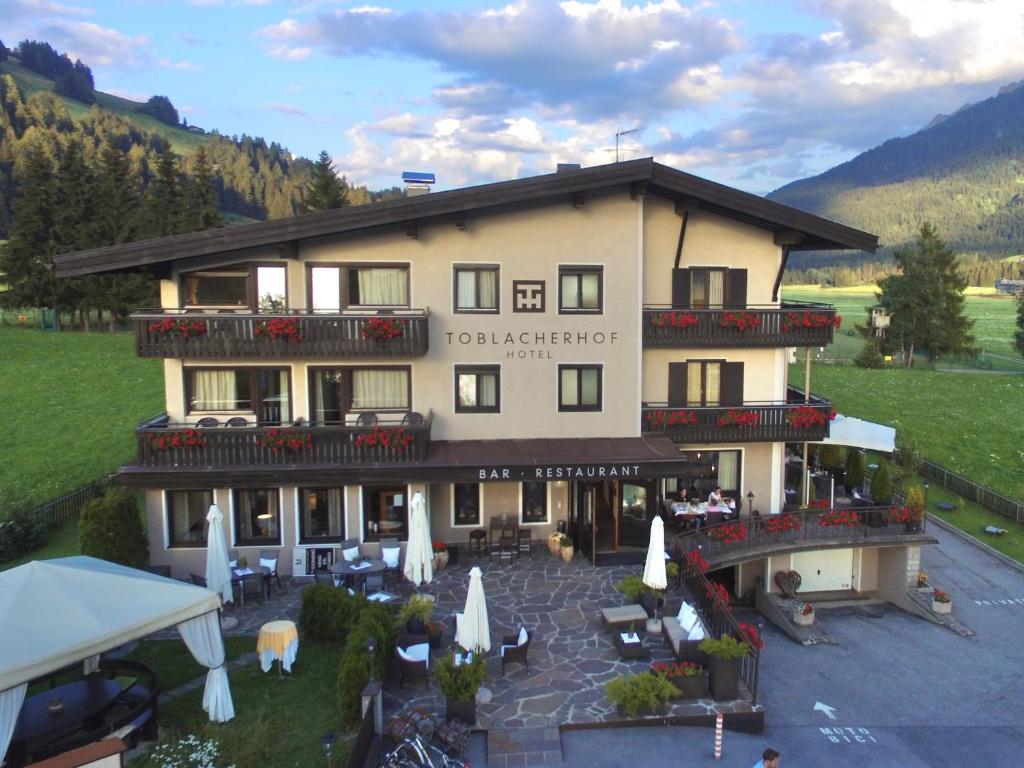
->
{"left": 330, "top": 558, "right": 386, "bottom": 593}
{"left": 613, "top": 630, "right": 649, "bottom": 660}
{"left": 12, "top": 677, "right": 121, "bottom": 749}
{"left": 231, "top": 566, "right": 271, "bottom": 607}
{"left": 258, "top": 620, "right": 298, "bottom": 677}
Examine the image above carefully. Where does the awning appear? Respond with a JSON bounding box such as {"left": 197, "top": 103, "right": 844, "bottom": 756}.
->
{"left": 818, "top": 414, "right": 895, "bottom": 453}
{"left": 119, "top": 436, "right": 689, "bottom": 487}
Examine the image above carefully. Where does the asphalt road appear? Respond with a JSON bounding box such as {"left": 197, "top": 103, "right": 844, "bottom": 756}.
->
{"left": 554, "top": 523, "right": 1024, "bottom": 767}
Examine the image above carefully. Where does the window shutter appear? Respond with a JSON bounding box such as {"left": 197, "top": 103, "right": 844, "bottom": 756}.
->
{"left": 721, "top": 362, "right": 744, "bottom": 406}
{"left": 726, "top": 269, "right": 747, "bottom": 309}
{"left": 668, "top": 362, "right": 688, "bottom": 407}
{"left": 671, "top": 269, "right": 691, "bottom": 309}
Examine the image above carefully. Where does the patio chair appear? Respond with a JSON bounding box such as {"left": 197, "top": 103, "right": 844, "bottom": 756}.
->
{"left": 260, "top": 549, "right": 283, "bottom": 594}
{"left": 517, "top": 528, "right": 532, "bottom": 556}
{"left": 235, "top": 571, "right": 265, "bottom": 607}
{"left": 379, "top": 538, "right": 401, "bottom": 591}
{"left": 313, "top": 568, "right": 336, "bottom": 587}
{"left": 196, "top": 417, "right": 219, "bottom": 427}
{"left": 226, "top": 417, "right": 249, "bottom": 427}
{"left": 396, "top": 633, "right": 430, "bottom": 689}
{"left": 355, "top": 411, "right": 379, "bottom": 427}
{"left": 340, "top": 538, "right": 361, "bottom": 561}
{"left": 402, "top": 411, "right": 425, "bottom": 426}
{"left": 499, "top": 626, "right": 533, "bottom": 676}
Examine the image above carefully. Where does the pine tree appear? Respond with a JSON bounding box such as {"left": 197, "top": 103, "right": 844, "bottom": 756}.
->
{"left": 51, "top": 137, "right": 99, "bottom": 327}
{"left": 0, "top": 142, "right": 57, "bottom": 309}
{"left": 297, "top": 150, "right": 348, "bottom": 213}
{"left": 183, "top": 145, "right": 222, "bottom": 232}
{"left": 141, "top": 146, "right": 183, "bottom": 237}
{"left": 1014, "top": 294, "right": 1024, "bottom": 358}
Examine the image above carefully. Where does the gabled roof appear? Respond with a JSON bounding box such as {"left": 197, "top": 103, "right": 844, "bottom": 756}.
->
{"left": 53, "top": 158, "right": 878, "bottom": 277}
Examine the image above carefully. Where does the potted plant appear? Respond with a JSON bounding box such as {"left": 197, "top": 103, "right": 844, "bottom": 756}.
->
{"left": 793, "top": 602, "right": 815, "bottom": 626}
{"left": 399, "top": 594, "right": 434, "bottom": 636}
{"left": 426, "top": 620, "right": 445, "bottom": 650}
{"left": 547, "top": 532, "right": 562, "bottom": 555}
{"left": 604, "top": 672, "right": 678, "bottom": 717}
{"left": 559, "top": 533, "right": 574, "bottom": 562}
{"left": 435, "top": 653, "right": 486, "bottom": 724}
{"left": 917, "top": 571, "right": 932, "bottom": 593}
{"left": 616, "top": 575, "right": 647, "bottom": 603}
{"left": 651, "top": 661, "right": 707, "bottom": 700}
{"left": 932, "top": 589, "right": 952, "bottom": 614}
{"left": 699, "top": 634, "right": 751, "bottom": 701}
{"left": 432, "top": 540, "right": 449, "bottom": 571}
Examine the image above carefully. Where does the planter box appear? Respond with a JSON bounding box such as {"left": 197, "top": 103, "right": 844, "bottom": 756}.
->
{"left": 445, "top": 697, "right": 476, "bottom": 725}
{"left": 932, "top": 601, "right": 952, "bottom": 615}
{"left": 671, "top": 674, "right": 708, "bottom": 700}
{"left": 793, "top": 611, "right": 815, "bottom": 626}
{"left": 709, "top": 657, "right": 740, "bottom": 701}
{"left": 560, "top": 546, "right": 574, "bottom": 562}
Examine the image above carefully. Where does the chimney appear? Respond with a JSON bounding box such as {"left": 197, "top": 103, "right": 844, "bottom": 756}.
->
{"left": 402, "top": 171, "right": 435, "bottom": 197}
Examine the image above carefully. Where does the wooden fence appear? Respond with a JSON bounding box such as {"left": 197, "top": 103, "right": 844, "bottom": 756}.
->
{"left": 917, "top": 459, "right": 1024, "bottom": 525}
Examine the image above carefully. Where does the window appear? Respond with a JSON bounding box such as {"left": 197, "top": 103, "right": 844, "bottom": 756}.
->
{"left": 558, "top": 365, "right": 602, "bottom": 412}
{"left": 686, "top": 361, "right": 722, "bottom": 406}
{"left": 454, "top": 266, "right": 499, "bottom": 312}
{"left": 166, "top": 489, "right": 213, "bottom": 548}
{"left": 309, "top": 368, "right": 410, "bottom": 424}
{"left": 256, "top": 265, "right": 287, "bottom": 313}
{"left": 520, "top": 482, "right": 548, "bottom": 524}
{"left": 455, "top": 366, "right": 500, "bottom": 413}
{"left": 308, "top": 265, "right": 409, "bottom": 310}
{"left": 181, "top": 267, "right": 249, "bottom": 308}
{"left": 690, "top": 268, "right": 725, "bottom": 309}
{"left": 233, "top": 488, "right": 281, "bottom": 545}
{"left": 363, "top": 485, "right": 408, "bottom": 541}
{"left": 665, "top": 451, "right": 741, "bottom": 501}
{"left": 297, "top": 487, "right": 344, "bottom": 544}
{"left": 186, "top": 368, "right": 291, "bottom": 424}
{"left": 452, "top": 483, "right": 481, "bottom": 527}
{"left": 559, "top": 266, "right": 602, "bottom": 313}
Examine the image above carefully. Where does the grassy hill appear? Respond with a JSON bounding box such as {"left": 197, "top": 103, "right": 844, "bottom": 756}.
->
{"left": 770, "top": 83, "right": 1024, "bottom": 262}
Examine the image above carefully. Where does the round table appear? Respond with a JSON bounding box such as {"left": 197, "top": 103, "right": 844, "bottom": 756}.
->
{"left": 330, "top": 558, "right": 386, "bottom": 592}
{"left": 257, "top": 620, "right": 299, "bottom": 677}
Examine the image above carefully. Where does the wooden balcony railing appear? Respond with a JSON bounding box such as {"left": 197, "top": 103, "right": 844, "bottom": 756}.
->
{"left": 642, "top": 301, "right": 839, "bottom": 348}
{"left": 641, "top": 391, "right": 833, "bottom": 443}
{"left": 132, "top": 309, "right": 430, "bottom": 359}
{"left": 134, "top": 412, "right": 432, "bottom": 468}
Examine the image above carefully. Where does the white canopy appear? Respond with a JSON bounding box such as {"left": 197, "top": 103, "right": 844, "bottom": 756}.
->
{"left": 403, "top": 492, "right": 433, "bottom": 587}
{"left": 819, "top": 414, "right": 896, "bottom": 454}
{"left": 642, "top": 516, "right": 667, "bottom": 592}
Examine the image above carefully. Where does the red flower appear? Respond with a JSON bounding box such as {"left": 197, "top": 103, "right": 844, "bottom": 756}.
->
{"left": 148, "top": 429, "right": 207, "bottom": 452}
{"left": 685, "top": 549, "right": 710, "bottom": 573}
{"left": 255, "top": 317, "right": 302, "bottom": 342}
{"left": 781, "top": 310, "right": 841, "bottom": 332}
{"left": 705, "top": 581, "right": 731, "bottom": 608}
{"left": 737, "top": 622, "right": 764, "bottom": 650}
{"left": 258, "top": 427, "right": 313, "bottom": 452}
{"left": 716, "top": 409, "right": 761, "bottom": 428}
{"left": 786, "top": 405, "right": 829, "bottom": 428}
{"left": 646, "top": 409, "right": 699, "bottom": 429}
{"left": 360, "top": 317, "right": 407, "bottom": 341}
{"left": 709, "top": 522, "right": 748, "bottom": 544}
{"left": 354, "top": 426, "right": 415, "bottom": 452}
{"left": 719, "top": 311, "right": 761, "bottom": 331}
{"left": 817, "top": 510, "right": 861, "bottom": 528}
{"left": 148, "top": 318, "right": 207, "bottom": 338}
{"left": 885, "top": 506, "right": 923, "bottom": 525}
{"left": 649, "top": 311, "right": 699, "bottom": 329}
{"left": 763, "top": 514, "right": 802, "bottom": 533}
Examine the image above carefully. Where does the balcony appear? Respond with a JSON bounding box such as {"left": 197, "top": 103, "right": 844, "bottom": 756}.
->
{"left": 642, "top": 301, "right": 839, "bottom": 348}
{"left": 134, "top": 411, "right": 433, "bottom": 469}
{"left": 132, "top": 309, "right": 430, "bottom": 359}
{"left": 641, "top": 389, "right": 832, "bottom": 444}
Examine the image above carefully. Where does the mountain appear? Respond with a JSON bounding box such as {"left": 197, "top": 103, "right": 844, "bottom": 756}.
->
{"left": 768, "top": 81, "right": 1024, "bottom": 263}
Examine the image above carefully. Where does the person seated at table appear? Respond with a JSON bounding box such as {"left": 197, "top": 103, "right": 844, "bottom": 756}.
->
{"left": 676, "top": 487, "right": 690, "bottom": 504}
{"left": 708, "top": 487, "right": 723, "bottom": 507}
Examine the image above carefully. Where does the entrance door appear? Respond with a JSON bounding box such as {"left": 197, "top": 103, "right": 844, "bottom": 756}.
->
{"left": 790, "top": 549, "right": 854, "bottom": 591}
{"left": 592, "top": 481, "right": 618, "bottom": 552}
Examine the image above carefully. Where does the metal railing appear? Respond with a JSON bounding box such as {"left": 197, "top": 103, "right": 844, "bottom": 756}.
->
{"left": 917, "top": 460, "right": 1024, "bottom": 525}
{"left": 670, "top": 506, "right": 927, "bottom": 566}
{"left": 678, "top": 555, "right": 761, "bottom": 704}
{"left": 642, "top": 301, "right": 838, "bottom": 348}
{"left": 131, "top": 308, "right": 430, "bottom": 359}
{"left": 13, "top": 475, "right": 117, "bottom": 529}
{"left": 135, "top": 412, "right": 433, "bottom": 468}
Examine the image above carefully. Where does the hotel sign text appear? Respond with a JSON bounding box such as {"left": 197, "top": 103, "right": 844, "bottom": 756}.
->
{"left": 447, "top": 330, "right": 620, "bottom": 360}
{"left": 479, "top": 464, "right": 642, "bottom": 480}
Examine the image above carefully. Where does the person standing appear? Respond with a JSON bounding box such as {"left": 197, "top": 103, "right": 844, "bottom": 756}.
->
{"left": 753, "top": 747, "right": 780, "bottom": 768}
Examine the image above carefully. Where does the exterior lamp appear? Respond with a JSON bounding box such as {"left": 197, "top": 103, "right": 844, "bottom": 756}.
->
{"left": 746, "top": 491, "right": 755, "bottom": 516}
{"left": 321, "top": 731, "right": 336, "bottom": 768}
{"left": 366, "top": 636, "right": 378, "bottom": 681}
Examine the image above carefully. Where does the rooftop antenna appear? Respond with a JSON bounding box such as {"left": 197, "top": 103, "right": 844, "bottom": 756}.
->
{"left": 609, "top": 127, "right": 640, "bottom": 163}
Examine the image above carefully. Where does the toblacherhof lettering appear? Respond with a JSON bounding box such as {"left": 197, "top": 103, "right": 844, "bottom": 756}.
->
{"left": 478, "top": 465, "right": 641, "bottom": 480}
{"left": 446, "top": 331, "right": 619, "bottom": 346}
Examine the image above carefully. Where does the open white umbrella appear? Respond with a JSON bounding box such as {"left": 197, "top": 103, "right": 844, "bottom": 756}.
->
{"left": 403, "top": 491, "right": 433, "bottom": 587}
{"left": 204, "top": 504, "right": 233, "bottom": 605}
{"left": 457, "top": 566, "right": 491, "bottom": 653}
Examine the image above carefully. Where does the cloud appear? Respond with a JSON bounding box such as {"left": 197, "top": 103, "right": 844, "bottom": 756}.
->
{"left": 104, "top": 86, "right": 149, "bottom": 102}
{"left": 4, "top": 0, "right": 91, "bottom": 23}
{"left": 158, "top": 58, "right": 201, "bottom": 71}
{"left": 266, "top": 101, "right": 307, "bottom": 116}
{"left": 176, "top": 33, "right": 208, "bottom": 46}
{"left": 35, "top": 20, "right": 149, "bottom": 67}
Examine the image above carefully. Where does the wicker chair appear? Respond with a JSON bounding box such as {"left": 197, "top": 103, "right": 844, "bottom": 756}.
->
{"left": 259, "top": 549, "right": 283, "bottom": 594}
{"left": 396, "top": 632, "right": 430, "bottom": 689}
{"left": 499, "top": 627, "right": 533, "bottom": 676}
{"left": 379, "top": 537, "right": 401, "bottom": 592}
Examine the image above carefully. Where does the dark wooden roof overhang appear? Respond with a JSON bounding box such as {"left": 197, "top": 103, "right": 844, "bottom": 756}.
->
{"left": 116, "top": 435, "right": 689, "bottom": 488}
{"left": 54, "top": 158, "right": 877, "bottom": 278}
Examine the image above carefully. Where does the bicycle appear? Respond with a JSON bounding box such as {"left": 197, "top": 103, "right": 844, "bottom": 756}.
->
{"left": 378, "top": 732, "right": 469, "bottom": 768}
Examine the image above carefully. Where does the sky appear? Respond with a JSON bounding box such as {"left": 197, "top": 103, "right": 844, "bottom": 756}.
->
{"left": 4, "top": 0, "right": 1024, "bottom": 194}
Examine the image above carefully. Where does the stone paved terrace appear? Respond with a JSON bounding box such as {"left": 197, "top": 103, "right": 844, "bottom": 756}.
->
{"left": 157, "top": 546, "right": 761, "bottom": 730}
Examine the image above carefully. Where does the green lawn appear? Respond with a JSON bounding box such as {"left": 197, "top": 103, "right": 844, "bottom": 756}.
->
{"left": 132, "top": 641, "right": 350, "bottom": 768}
{"left": 0, "top": 327, "right": 164, "bottom": 511}
{"left": 126, "top": 637, "right": 258, "bottom": 693}
{"left": 803, "top": 364, "right": 1024, "bottom": 500}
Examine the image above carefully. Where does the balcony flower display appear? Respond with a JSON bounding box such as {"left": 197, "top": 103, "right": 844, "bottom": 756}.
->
{"left": 736, "top": 621, "right": 764, "bottom": 650}
{"left": 763, "top": 514, "right": 802, "bottom": 533}
{"left": 646, "top": 409, "right": 698, "bottom": 429}
{"left": 685, "top": 549, "right": 710, "bottom": 573}
{"left": 651, "top": 660, "right": 703, "bottom": 678}
{"left": 705, "top": 580, "right": 731, "bottom": 608}
{"left": 793, "top": 603, "right": 815, "bottom": 626}
{"left": 716, "top": 409, "right": 760, "bottom": 428}
{"left": 147, "top": 318, "right": 207, "bottom": 338}
{"left": 709, "top": 521, "right": 748, "bottom": 544}
{"left": 360, "top": 317, "right": 407, "bottom": 342}
{"left": 785, "top": 405, "right": 834, "bottom": 428}
{"left": 258, "top": 427, "right": 313, "bottom": 452}
{"left": 148, "top": 429, "right": 206, "bottom": 451}
{"left": 817, "top": 510, "right": 861, "bottom": 528}
{"left": 254, "top": 317, "right": 302, "bottom": 342}
{"left": 885, "top": 506, "right": 924, "bottom": 525}
{"left": 718, "top": 311, "right": 761, "bottom": 331}
{"left": 781, "top": 310, "right": 842, "bottom": 331}
{"left": 353, "top": 426, "right": 415, "bottom": 452}
{"left": 649, "top": 311, "right": 698, "bottom": 329}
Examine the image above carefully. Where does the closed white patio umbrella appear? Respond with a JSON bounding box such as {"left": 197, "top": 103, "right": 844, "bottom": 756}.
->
{"left": 403, "top": 491, "right": 433, "bottom": 587}
{"left": 642, "top": 515, "right": 668, "bottom": 592}
{"left": 204, "top": 504, "right": 233, "bottom": 605}
{"left": 457, "top": 566, "right": 491, "bottom": 653}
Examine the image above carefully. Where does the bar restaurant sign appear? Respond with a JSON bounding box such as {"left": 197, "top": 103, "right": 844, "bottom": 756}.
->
{"left": 446, "top": 330, "right": 620, "bottom": 360}
{"left": 479, "top": 464, "right": 643, "bottom": 480}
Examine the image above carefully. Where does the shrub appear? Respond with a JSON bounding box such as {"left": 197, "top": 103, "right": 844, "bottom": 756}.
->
{"left": 79, "top": 488, "right": 148, "bottom": 568}
{"left": 299, "top": 584, "right": 365, "bottom": 644}
{"left": 845, "top": 448, "right": 865, "bottom": 489}
{"left": 434, "top": 653, "right": 486, "bottom": 702}
{"left": 399, "top": 594, "right": 435, "bottom": 625}
{"left": 0, "top": 508, "right": 47, "bottom": 563}
{"left": 871, "top": 460, "right": 893, "bottom": 504}
{"left": 895, "top": 434, "right": 922, "bottom": 473}
{"left": 336, "top": 600, "right": 397, "bottom": 725}
{"left": 698, "top": 634, "right": 752, "bottom": 662}
{"left": 666, "top": 561, "right": 680, "bottom": 581}
{"left": 605, "top": 672, "right": 678, "bottom": 716}
{"left": 904, "top": 485, "right": 926, "bottom": 512}
{"left": 819, "top": 444, "right": 844, "bottom": 473}
{"left": 854, "top": 336, "right": 884, "bottom": 368}
{"left": 616, "top": 575, "right": 648, "bottom": 602}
